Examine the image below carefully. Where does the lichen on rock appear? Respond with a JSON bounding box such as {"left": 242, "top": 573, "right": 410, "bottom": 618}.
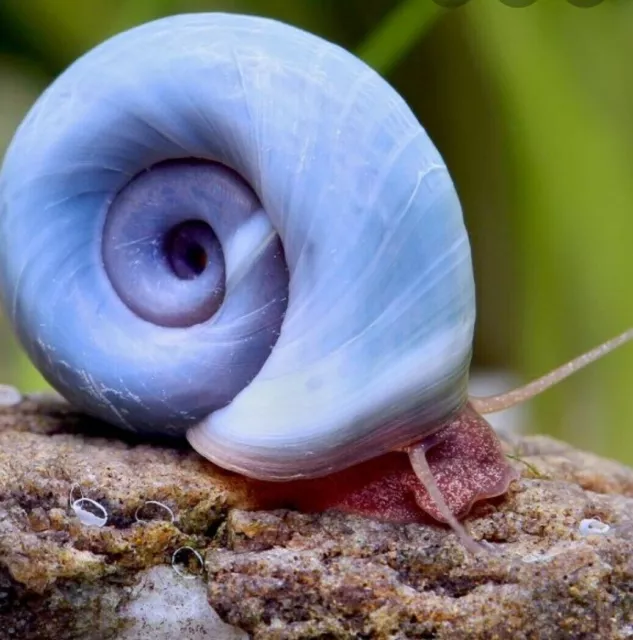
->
{"left": 1, "top": 393, "right": 633, "bottom": 639}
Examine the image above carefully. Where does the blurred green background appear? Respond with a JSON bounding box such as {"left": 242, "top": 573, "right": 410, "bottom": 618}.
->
{"left": 1, "top": 0, "right": 632, "bottom": 462}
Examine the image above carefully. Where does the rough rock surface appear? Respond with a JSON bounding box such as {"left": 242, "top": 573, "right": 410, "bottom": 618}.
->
{"left": 1, "top": 392, "right": 633, "bottom": 639}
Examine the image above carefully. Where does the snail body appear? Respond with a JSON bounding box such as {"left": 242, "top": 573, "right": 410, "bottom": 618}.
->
{"left": 1, "top": 13, "right": 630, "bottom": 552}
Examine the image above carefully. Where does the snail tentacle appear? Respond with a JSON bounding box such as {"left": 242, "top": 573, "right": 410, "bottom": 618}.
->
{"left": 470, "top": 327, "right": 633, "bottom": 414}
{"left": 408, "top": 445, "right": 486, "bottom": 555}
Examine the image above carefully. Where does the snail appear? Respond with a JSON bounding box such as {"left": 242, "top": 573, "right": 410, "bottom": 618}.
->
{"left": 0, "top": 13, "right": 630, "bottom": 554}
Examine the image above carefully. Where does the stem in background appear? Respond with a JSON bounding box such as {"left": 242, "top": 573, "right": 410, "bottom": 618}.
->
{"left": 355, "top": 0, "right": 443, "bottom": 75}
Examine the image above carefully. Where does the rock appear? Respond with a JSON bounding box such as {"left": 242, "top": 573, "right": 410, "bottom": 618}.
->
{"left": 0, "top": 394, "right": 254, "bottom": 639}
{"left": 117, "top": 565, "right": 247, "bottom": 640}
{"left": 1, "top": 395, "right": 633, "bottom": 639}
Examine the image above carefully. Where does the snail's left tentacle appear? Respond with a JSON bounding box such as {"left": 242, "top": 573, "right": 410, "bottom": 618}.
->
{"left": 470, "top": 327, "right": 633, "bottom": 415}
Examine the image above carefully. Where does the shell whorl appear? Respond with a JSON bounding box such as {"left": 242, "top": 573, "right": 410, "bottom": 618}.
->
{"left": 0, "top": 13, "right": 475, "bottom": 480}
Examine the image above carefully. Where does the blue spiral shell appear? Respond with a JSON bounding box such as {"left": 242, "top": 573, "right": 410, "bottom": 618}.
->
{"left": 0, "top": 13, "right": 475, "bottom": 480}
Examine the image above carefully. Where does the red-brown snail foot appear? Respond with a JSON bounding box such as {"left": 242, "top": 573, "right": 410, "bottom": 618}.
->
{"left": 244, "top": 405, "right": 519, "bottom": 537}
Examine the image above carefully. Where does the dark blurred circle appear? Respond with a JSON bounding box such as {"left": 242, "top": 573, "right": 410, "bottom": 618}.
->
{"left": 500, "top": 0, "right": 538, "bottom": 6}
{"left": 432, "top": 0, "right": 470, "bottom": 7}
{"left": 567, "top": 0, "right": 603, "bottom": 5}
